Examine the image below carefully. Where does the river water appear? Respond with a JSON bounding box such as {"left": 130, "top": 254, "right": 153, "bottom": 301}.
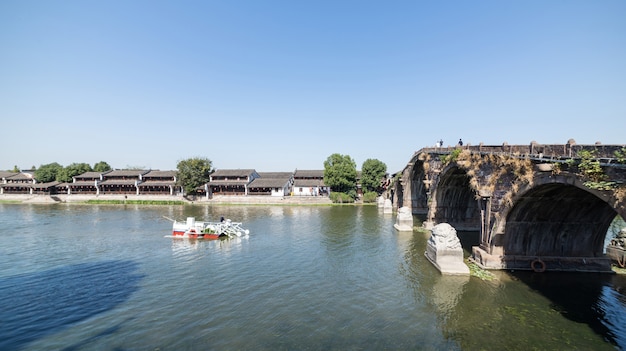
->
{"left": 1, "top": 204, "right": 625, "bottom": 350}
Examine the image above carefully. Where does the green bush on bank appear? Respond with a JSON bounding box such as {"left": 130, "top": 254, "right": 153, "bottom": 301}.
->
{"left": 362, "top": 191, "right": 378, "bottom": 203}
{"left": 329, "top": 192, "right": 354, "bottom": 203}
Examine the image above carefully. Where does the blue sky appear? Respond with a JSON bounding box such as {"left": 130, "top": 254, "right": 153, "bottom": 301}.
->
{"left": 1, "top": 1, "right": 625, "bottom": 173}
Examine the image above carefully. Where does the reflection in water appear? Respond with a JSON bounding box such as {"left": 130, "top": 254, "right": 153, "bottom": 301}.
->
{"left": 512, "top": 271, "right": 626, "bottom": 348}
{"left": 170, "top": 236, "right": 248, "bottom": 256}
{"left": 431, "top": 275, "right": 470, "bottom": 319}
{"left": 0, "top": 260, "right": 143, "bottom": 350}
{"left": 400, "top": 226, "right": 620, "bottom": 350}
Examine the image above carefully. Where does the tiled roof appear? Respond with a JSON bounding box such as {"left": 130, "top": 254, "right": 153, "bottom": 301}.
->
{"left": 258, "top": 172, "right": 293, "bottom": 179}
{"left": 32, "top": 181, "right": 60, "bottom": 189}
{"left": 293, "top": 179, "right": 325, "bottom": 187}
{"left": 7, "top": 173, "right": 33, "bottom": 181}
{"left": 105, "top": 170, "right": 150, "bottom": 177}
{"left": 144, "top": 170, "right": 177, "bottom": 178}
{"left": 0, "top": 171, "right": 18, "bottom": 179}
{"left": 211, "top": 169, "right": 256, "bottom": 177}
{"left": 294, "top": 170, "right": 324, "bottom": 178}
{"left": 248, "top": 178, "right": 290, "bottom": 188}
{"left": 74, "top": 171, "right": 106, "bottom": 180}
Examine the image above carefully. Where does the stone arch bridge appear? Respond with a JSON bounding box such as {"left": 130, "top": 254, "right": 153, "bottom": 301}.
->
{"left": 390, "top": 141, "right": 626, "bottom": 273}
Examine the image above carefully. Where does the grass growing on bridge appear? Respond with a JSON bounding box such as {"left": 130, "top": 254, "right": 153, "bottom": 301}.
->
{"left": 467, "top": 261, "right": 497, "bottom": 281}
{"left": 611, "top": 265, "right": 626, "bottom": 274}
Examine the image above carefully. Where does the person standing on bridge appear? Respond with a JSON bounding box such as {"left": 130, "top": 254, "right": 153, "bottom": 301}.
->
{"left": 458, "top": 138, "right": 463, "bottom": 146}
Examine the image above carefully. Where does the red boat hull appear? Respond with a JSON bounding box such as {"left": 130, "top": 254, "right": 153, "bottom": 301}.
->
{"left": 172, "top": 231, "right": 220, "bottom": 239}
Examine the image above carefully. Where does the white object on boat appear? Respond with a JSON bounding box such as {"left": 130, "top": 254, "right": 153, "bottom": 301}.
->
{"left": 169, "top": 216, "right": 250, "bottom": 239}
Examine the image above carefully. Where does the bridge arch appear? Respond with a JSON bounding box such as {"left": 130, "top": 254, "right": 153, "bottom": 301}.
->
{"left": 429, "top": 164, "right": 481, "bottom": 232}
{"left": 409, "top": 158, "right": 429, "bottom": 216}
{"left": 394, "top": 153, "right": 432, "bottom": 216}
{"left": 483, "top": 174, "right": 620, "bottom": 272}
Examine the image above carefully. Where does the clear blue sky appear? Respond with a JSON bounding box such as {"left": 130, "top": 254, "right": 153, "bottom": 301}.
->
{"left": 1, "top": 1, "right": 625, "bottom": 173}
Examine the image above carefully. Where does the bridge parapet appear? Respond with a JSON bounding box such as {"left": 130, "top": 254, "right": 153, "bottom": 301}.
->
{"left": 418, "top": 143, "right": 626, "bottom": 163}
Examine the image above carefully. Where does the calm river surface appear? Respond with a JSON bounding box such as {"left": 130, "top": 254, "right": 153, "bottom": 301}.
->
{"left": 1, "top": 204, "right": 626, "bottom": 350}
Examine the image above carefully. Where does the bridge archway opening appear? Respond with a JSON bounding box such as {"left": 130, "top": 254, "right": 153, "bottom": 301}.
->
{"left": 432, "top": 166, "right": 481, "bottom": 232}
{"left": 503, "top": 183, "right": 616, "bottom": 271}
{"left": 410, "top": 160, "right": 428, "bottom": 219}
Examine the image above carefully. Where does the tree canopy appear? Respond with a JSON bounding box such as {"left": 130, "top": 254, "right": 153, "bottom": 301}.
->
{"left": 361, "top": 158, "right": 387, "bottom": 193}
{"left": 93, "top": 161, "right": 112, "bottom": 172}
{"left": 176, "top": 157, "right": 213, "bottom": 195}
{"left": 57, "top": 163, "right": 93, "bottom": 182}
{"left": 33, "top": 161, "right": 113, "bottom": 183}
{"left": 323, "top": 153, "right": 357, "bottom": 195}
{"left": 34, "top": 162, "right": 63, "bottom": 183}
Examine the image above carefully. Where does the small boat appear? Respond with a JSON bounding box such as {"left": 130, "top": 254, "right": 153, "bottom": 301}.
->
{"left": 168, "top": 217, "right": 250, "bottom": 239}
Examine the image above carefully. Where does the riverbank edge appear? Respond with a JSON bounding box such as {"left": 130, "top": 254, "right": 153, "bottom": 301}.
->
{"left": 0, "top": 194, "right": 346, "bottom": 206}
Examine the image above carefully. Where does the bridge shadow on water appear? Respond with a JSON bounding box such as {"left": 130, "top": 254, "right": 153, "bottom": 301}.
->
{"left": 0, "top": 260, "right": 144, "bottom": 350}
{"left": 511, "top": 271, "right": 626, "bottom": 348}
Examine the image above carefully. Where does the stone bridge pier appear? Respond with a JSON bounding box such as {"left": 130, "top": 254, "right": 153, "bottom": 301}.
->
{"left": 390, "top": 141, "right": 626, "bottom": 272}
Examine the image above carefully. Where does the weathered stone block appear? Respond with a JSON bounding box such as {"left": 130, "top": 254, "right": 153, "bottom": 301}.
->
{"left": 383, "top": 199, "right": 393, "bottom": 214}
{"left": 425, "top": 223, "right": 469, "bottom": 275}
{"left": 377, "top": 196, "right": 385, "bottom": 208}
{"left": 393, "top": 206, "right": 413, "bottom": 231}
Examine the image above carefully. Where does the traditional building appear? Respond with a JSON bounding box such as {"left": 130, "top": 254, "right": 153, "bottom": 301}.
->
{"left": 0, "top": 171, "right": 17, "bottom": 183}
{"left": 99, "top": 170, "right": 150, "bottom": 195}
{"left": 67, "top": 171, "right": 107, "bottom": 194}
{"left": 248, "top": 172, "right": 294, "bottom": 197}
{"left": 292, "top": 170, "right": 329, "bottom": 196}
{"left": 0, "top": 172, "right": 34, "bottom": 194}
{"left": 32, "top": 181, "right": 61, "bottom": 195}
{"left": 138, "top": 170, "right": 181, "bottom": 195}
{"left": 206, "top": 169, "right": 259, "bottom": 197}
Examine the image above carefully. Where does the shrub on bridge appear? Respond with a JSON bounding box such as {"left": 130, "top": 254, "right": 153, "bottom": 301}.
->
{"left": 441, "top": 148, "right": 463, "bottom": 164}
{"left": 616, "top": 148, "right": 626, "bottom": 164}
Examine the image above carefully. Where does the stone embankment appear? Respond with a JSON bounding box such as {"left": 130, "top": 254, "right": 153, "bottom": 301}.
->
{"left": 202, "top": 195, "right": 332, "bottom": 205}
{"left": 0, "top": 194, "right": 333, "bottom": 205}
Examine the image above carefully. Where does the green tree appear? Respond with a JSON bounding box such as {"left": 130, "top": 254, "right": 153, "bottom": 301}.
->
{"left": 57, "top": 163, "right": 93, "bottom": 182}
{"left": 34, "top": 162, "right": 63, "bottom": 183}
{"left": 324, "top": 153, "right": 357, "bottom": 196}
{"left": 93, "top": 161, "right": 112, "bottom": 172}
{"left": 11, "top": 165, "right": 19, "bottom": 172}
{"left": 177, "top": 157, "right": 213, "bottom": 195}
{"left": 361, "top": 158, "right": 387, "bottom": 193}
